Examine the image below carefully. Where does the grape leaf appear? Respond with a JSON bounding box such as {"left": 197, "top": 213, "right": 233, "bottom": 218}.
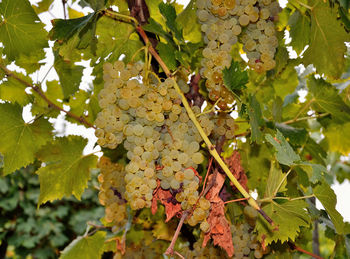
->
{"left": 54, "top": 54, "right": 84, "bottom": 98}
{"left": 156, "top": 42, "right": 177, "bottom": 70}
{"left": 324, "top": 122, "right": 350, "bottom": 155}
{"left": 159, "top": 2, "right": 183, "bottom": 41}
{"left": 264, "top": 162, "right": 287, "bottom": 198}
{"left": 272, "top": 64, "right": 298, "bottom": 100}
{"left": 274, "top": 123, "right": 308, "bottom": 146}
{"left": 31, "top": 80, "right": 63, "bottom": 118}
{"left": 80, "top": 0, "right": 106, "bottom": 11}
{"left": 0, "top": 0, "right": 48, "bottom": 61}
{"left": 298, "top": 162, "right": 327, "bottom": 184}
{"left": 265, "top": 131, "right": 301, "bottom": 166}
{"left": 256, "top": 200, "right": 310, "bottom": 245}
{"left": 288, "top": 10, "right": 310, "bottom": 55}
{"left": 303, "top": 0, "right": 350, "bottom": 78}
{"left": 313, "top": 181, "right": 345, "bottom": 235}
{"left": 308, "top": 76, "right": 350, "bottom": 124}
{"left": 223, "top": 60, "right": 249, "bottom": 92}
{"left": 50, "top": 13, "right": 100, "bottom": 59}
{"left": 0, "top": 103, "right": 52, "bottom": 175}
{"left": 60, "top": 231, "right": 106, "bottom": 259}
{"left": 176, "top": 0, "right": 201, "bottom": 43}
{"left": 248, "top": 95, "right": 264, "bottom": 143}
{"left": 0, "top": 72, "right": 31, "bottom": 105}
{"left": 36, "top": 136, "right": 97, "bottom": 205}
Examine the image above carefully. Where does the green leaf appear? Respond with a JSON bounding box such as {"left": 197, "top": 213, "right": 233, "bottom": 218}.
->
{"left": 33, "top": 0, "right": 54, "bottom": 14}
{"left": 223, "top": 60, "right": 249, "bottom": 92}
{"left": 313, "top": 181, "right": 345, "bottom": 234}
{"left": 298, "top": 162, "right": 327, "bottom": 183}
{"left": 264, "top": 162, "right": 287, "bottom": 198}
{"left": 60, "top": 231, "right": 106, "bottom": 259}
{"left": 0, "top": 103, "right": 52, "bottom": 175}
{"left": 50, "top": 13, "right": 99, "bottom": 58}
{"left": 272, "top": 64, "right": 298, "bottom": 100}
{"left": 143, "top": 18, "right": 174, "bottom": 43}
{"left": 256, "top": 200, "right": 310, "bottom": 245}
{"left": 50, "top": 13, "right": 95, "bottom": 42}
{"left": 248, "top": 95, "right": 264, "bottom": 143}
{"left": 176, "top": 0, "right": 201, "bottom": 43}
{"left": 324, "top": 122, "right": 350, "bottom": 155}
{"left": 159, "top": 2, "right": 183, "bottom": 41}
{"left": 36, "top": 136, "right": 97, "bottom": 204}
{"left": 0, "top": 72, "right": 32, "bottom": 105}
{"left": 275, "top": 123, "right": 308, "bottom": 146}
{"left": 80, "top": 0, "right": 106, "bottom": 11}
{"left": 303, "top": 0, "right": 350, "bottom": 78}
{"left": 0, "top": 0, "right": 48, "bottom": 61}
{"left": 265, "top": 130, "right": 301, "bottom": 166}
{"left": 288, "top": 10, "right": 310, "bottom": 55}
{"left": 54, "top": 54, "right": 84, "bottom": 98}
{"left": 308, "top": 76, "right": 350, "bottom": 124}
{"left": 31, "top": 80, "right": 63, "bottom": 118}
{"left": 156, "top": 42, "right": 177, "bottom": 70}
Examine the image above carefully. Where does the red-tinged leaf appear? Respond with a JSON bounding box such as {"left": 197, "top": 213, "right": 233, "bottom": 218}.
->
{"left": 225, "top": 151, "right": 248, "bottom": 192}
{"left": 151, "top": 181, "right": 182, "bottom": 222}
{"left": 116, "top": 237, "right": 125, "bottom": 255}
{"left": 203, "top": 172, "right": 234, "bottom": 257}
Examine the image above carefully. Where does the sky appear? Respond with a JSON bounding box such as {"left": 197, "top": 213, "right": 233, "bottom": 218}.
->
{"left": 25, "top": 0, "right": 350, "bottom": 222}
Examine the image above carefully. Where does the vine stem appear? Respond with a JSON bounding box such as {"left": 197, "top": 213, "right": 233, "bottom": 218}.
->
{"left": 135, "top": 25, "right": 274, "bottom": 226}
{"left": 288, "top": 242, "right": 324, "bottom": 259}
{"left": 0, "top": 63, "right": 95, "bottom": 129}
{"left": 164, "top": 211, "right": 189, "bottom": 256}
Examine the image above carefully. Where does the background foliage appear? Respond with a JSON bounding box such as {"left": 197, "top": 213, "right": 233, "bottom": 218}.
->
{"left": 0, "top": 0, "right": 350, "bottom": 258}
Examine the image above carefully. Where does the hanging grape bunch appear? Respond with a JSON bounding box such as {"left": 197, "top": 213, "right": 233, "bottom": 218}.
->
{"left": 95, "top": 60, "right": 214, "bottom": 229}
{"left": 196, "top": 0, "right": 281, "bottom": 104}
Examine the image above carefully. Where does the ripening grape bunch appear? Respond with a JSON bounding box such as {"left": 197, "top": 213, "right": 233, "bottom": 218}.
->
{"left": 95, "top": 60, "right": 216, "bottom": 228}
{"left": 196, "top": 0, "right": 281, "bottom": 104}
{"left": 97, "top": 157, "right": 127, "bottom": 229}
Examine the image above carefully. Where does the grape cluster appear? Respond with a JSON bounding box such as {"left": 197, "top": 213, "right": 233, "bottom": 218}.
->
{"left": 213, "top": 113, "right": 238, "bottom": 139}
{"left": 97, "top": 157, "right": 127, "bottom": 227}
{"left": 181, "top": 237, "right": 225, "bottom": 259}
{"left": 95, "top": 61, "right": 212, "bottom": 226}
{"left": 228, "top": 206, "right": 264, "bottom": 259}
{"left": 196, "top": 0, "right": 281, "bottom": 103}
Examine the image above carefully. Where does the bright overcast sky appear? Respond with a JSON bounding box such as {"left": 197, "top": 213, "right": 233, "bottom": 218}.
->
{"left": 25, "top": 0, "right": 350, "bottom": 222}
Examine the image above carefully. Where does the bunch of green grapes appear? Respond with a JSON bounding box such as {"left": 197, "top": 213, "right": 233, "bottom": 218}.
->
{"left": 212, "top": 113, "right": 237, "bottom": 139}
{"left": 181, "top": 237, "right": 226, "bottom": 259}
{"left": 229, "top": 206, "right": 265, "bottom": 259}
{"left": 97, "top": 156, "right": 127, "bottom": 227}
{"left": 95, "top": 61, "right": 212, "bottom": 228}
{"left": 196, "top": 0, "right": 281, "bottom": 104}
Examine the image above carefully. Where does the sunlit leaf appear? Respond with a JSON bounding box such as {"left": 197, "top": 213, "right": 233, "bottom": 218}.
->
{"left": 0, "top": 103, "right": 52, "bottom": 175}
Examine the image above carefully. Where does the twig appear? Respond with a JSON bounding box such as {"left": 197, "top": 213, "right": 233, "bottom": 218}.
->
{"left": 134, "top": 25, "right": 274, "bottom": 226}
{"left": 200, "top": 157, "right": 213, "bottom": 197}
{"left": 62, "top": 0, "right": 67, "bottom": 19}
{"left": 0, "top": 63, "right": 95, "bottom": 129}
{"left": 174, "top": 251, "right": 185, "bottom": 259}
{"left": 291, "top": 98, "right": 315, "bottom": 123}
{"left": 165, "top": 211, "right": 189, "bottom": 256}
{"left": 288, "top": 242, "right": 324, "bottom": 259}
{"left": 224, "top": 197, "right": 250, "bottom": 204}
{"left": 259, "top": 194, "right": 315, "bottom": 203}
{"left": 283, "top": 113, "right": 329, "bottom": 125}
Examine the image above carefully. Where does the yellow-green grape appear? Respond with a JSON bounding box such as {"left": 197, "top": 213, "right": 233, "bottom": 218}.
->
{"left": 97, "top": 157, "right": 127, "bottom": 228}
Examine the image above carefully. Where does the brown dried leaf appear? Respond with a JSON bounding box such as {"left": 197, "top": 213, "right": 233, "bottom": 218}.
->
{"left": 203, "top": 172, "right": 234, "bottom": 257}
{"left": 151, "top": 181, "right": 182, "bottom": 222}
{"left": 225, "top": 151, "right": 248, "bottom": 192}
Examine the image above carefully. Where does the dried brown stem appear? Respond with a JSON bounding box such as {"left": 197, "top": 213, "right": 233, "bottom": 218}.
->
{"left": 0, "top": 64, "right": 95, "bottom": 129}
{"left": 165, "top": 211, "right": 189, "bottom": 256}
